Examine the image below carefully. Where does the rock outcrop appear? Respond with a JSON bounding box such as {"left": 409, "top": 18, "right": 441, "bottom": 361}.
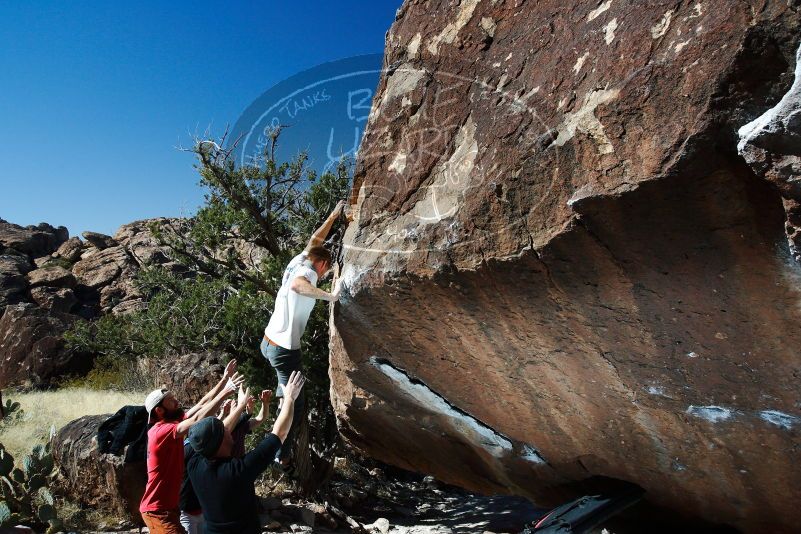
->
{"left": 26, "top": 266, "right": 76, "bottom": 289}
{"left": 52, "top": 414, "right": 146, "bottom": 526}
{"left": 0, "top": 219, "right": 182, "bottom": 388}
{"left": 81, "top": 231, "right": 117, "bottom": 250}
{"left": 330, "top": 1, "right": 801, "bottom": 532}
{"left": 0, "top": 303, "right": 91, "bottom": 387}
{"left": 0, "top": 219, "right": 68, "bottom": 258}
{"left": 0, "top": 253, "right": 32, "bottom": 308}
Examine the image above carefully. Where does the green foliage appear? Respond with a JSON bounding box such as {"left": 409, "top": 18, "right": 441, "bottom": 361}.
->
{"left": 0, "top": 397, "right": 23, "bottom": 430}
{"left": 0, "top": 442, "right": 62, "bottom": 533}
{"left": 41, "top": 257, "right": 75, "bottom": 270}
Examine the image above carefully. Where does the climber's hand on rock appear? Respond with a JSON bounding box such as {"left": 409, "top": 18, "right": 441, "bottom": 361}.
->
{"left": 329, "top": 277, "right": 343, "bottom": 302}
{"left": 332, "top": 200, "right": 346, "bottom": 218}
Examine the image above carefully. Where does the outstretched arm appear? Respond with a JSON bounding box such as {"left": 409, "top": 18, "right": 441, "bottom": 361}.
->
{"left": 185, "top": 359, "right": 239, "bottom": 419}
{"left": 176, "top": 375, "right": 242, "bottom": 437}
{"left": 271, "top": 371, "right": 306, "bottom": 443}
{"left": 223, "top": 386, "right": 252, "bottom": 433}
{"left": 240, "top": 374, "right": 304, "bottom": 481}
{"left": 290, "top": 275, "right": 341, "bottom": 302}
{"left": 249, "top": 390, "right": 272, "bottom": 430}
{"left": 305, "top": 200, "right": 345, "bottom": 251}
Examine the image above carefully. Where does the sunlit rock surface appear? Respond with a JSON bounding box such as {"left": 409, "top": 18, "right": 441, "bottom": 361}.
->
{"left": 330, "top": 1, "right": 801, "bottom": 531}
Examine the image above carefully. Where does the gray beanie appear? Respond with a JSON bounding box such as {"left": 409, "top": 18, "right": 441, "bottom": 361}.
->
{"left": 188, "top": 417, "right": 225, "bottom": 458}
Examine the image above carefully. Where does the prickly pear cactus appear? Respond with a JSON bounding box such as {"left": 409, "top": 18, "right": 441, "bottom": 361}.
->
{"left": 0, "top": 441, "right": 62, "bottom": 532}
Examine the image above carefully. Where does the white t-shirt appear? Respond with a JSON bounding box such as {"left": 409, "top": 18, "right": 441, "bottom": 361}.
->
{"left": 264, "top": 252, "right": 319, "bottom": 350}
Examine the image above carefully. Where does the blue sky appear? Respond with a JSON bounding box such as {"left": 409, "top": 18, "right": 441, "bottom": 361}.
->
{"left": 0, "top": 1, "right": 399, "bottom": 236}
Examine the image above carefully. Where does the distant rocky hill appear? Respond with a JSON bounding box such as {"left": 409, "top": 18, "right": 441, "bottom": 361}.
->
{"left": 0, "top": 218, "right": 182, "bottom": 388}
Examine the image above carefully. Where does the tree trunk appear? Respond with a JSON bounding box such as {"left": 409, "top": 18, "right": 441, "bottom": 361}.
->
{"left": 291, "top": 395, "right": 338, "bottom": 497}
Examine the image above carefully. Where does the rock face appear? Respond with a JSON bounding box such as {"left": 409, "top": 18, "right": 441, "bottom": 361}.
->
{"left": 52, "top": 414, "right": 146, "bottom": 525}
{"left": 739, "top": 43, "right": 801, "bottom": 263}
{"left": 29, "top": 286, "right": 78, "bottom": 313}
{"left": 72, "top": 246, "right": 133, "bottom": 289}
{"left": 330, "top": 2, "right": 801, "bottom": 532}
{"left": 0, "top": 303, "right": 91, "bottom": 387}
{"left": 26, "top": 266, "right": 76, "bottom": 289}
{"left": 0, "top": 219, "right": 67, "bottom": 258}
{"left": 0, "top": 253, "right": 32, "bottom": 308}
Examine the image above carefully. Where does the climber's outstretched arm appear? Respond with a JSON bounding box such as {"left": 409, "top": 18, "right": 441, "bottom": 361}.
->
{"left": 306, "top": 200, "right": 346, "bottom": 251}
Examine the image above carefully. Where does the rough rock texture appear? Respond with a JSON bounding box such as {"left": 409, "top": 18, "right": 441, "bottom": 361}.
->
{"left": 0, "top": 303, "right": 91, "bottom": 387}
{"left": 26, "top": 266, "right": 76, "bottom": 288}
{"left": 330, "top": 1, "right": 801, "bottom": 532}
{"left": 72, "top": 246, "right": 132, "bottom": 289}
{"left": 0, "top": 217, "right": 197, "bottom": 388}
{"left": 53, "top": 236, "right": 85, "bottom": 262}
{"left": 29, "top": 286, "right": 78, "bottom": 313}
{"left": 739, "top": 43, "right": 801, "bottom": 262}
{"left": 0, "top": 253, "right": 32, "bottom": 307}
{"left": 52, "top": 414, "right": 146, "bottom": 525}
{"left": 0, "top": 219, "right": 67, "bottom": 258}
{"left": 81, "top": 230, "right": 117, "bottom": 250}
{"left": 152, "top": 351, "right": 226, "bottom": 405}
{"left": 113, "top": 218, "right": 174, "bottom": 266}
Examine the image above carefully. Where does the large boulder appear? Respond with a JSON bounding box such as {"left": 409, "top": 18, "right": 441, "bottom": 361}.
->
{"left": 81, "top": 231, "right": 117, "bottom": 250}
{"left": 738, "top": 43, "right": 801, "bottom": 262}
{"left": 0, "top": 303, "right": 91, "bottom": 388}
{"left": 0, "top": 219, "right": 67, "bottom": 257}
{"left": 330, "top": 2, "right": 800, "bottom": 533}
{"left": 152, "top": 351, "right": 226, "bottom": 405}
{"left": 53, "top": 236, "right": 85, "bottom": 263}
{"left": 29, "top": 286, "right": 77, "bottom": 313}
{"left": 0, "top": 253, "right": 32, "bottom": 308}
{"left": 52, "top": 414, "right": 146, "bottom": 525}
{"left": 72, "top": 246, "right": 132, "bottom": 289}
{"left": 113, "top": 218, "right": 180, "bottom": 267}
{"left": 98, "top": 268, "right": 143, "bottom": 313}
{"left": 26, "top": 266, "right": 76, "bottom": 289}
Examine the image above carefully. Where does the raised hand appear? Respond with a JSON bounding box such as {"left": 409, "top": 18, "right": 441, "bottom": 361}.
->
{"left": 226, "top": 372, "right": 245, "bottom": 393}
{"left": 260, "top": 389, "right": 272, "bottom": 405}
{"left": 281, "top": 371, "right": 306, "bottom": 403}
{"left": 218, "top": 399, "right": 233, "bottom": 418}
{"left": 223, "top": 358, "right": 237, "bottom": 379}
{"left": 237, "top": 385, "right": 250, "bottom": 407}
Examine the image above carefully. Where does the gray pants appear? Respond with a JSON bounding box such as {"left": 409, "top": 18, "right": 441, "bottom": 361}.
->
{"left": 261, "top": 338, "right": 305, "bottom": 462}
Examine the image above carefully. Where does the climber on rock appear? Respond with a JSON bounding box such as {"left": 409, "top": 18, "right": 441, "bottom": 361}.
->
{"left": 260, "top": 200, "right": 345, "bottom": 473}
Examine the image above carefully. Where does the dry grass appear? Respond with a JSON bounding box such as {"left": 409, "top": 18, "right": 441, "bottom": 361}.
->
{"left": 0, "top": 388, "right": 148, "bottom": 459}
